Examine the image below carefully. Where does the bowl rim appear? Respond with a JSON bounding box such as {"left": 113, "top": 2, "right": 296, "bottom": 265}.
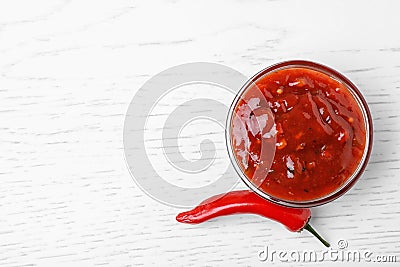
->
{"left": 225, "top": 60, "right": 373, "bottom": 208}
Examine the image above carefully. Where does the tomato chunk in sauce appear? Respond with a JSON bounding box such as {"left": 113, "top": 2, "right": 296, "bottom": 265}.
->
{"left": 232, "top": 67, "right": 366, "bottom": 201}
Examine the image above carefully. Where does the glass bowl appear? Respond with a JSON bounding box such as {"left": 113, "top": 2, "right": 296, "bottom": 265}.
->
{"left": 226, "top": 60, "right": 373, "bottom": 207}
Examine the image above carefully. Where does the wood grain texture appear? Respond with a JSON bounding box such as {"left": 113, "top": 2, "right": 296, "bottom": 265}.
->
{"left": 1, "top": 0, "right": 400, "bottom": 266}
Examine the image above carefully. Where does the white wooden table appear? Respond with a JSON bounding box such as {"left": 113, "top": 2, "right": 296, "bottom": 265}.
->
{"left": 1, "top": 0, "right": 400, "bottom": 266}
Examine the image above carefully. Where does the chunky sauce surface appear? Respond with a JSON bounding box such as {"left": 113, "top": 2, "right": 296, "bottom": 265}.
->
{"left": 232, "top": 67, "right": 366, "bottom": 201}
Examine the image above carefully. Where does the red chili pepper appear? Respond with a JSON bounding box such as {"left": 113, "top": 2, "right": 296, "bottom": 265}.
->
{"left": 176, "top": 190, "right": 330, "bottom": 247}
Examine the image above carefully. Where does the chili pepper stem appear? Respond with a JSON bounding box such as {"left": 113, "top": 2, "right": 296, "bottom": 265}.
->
{"left": 304, "top": 223, "right": 330, "bottom": 247}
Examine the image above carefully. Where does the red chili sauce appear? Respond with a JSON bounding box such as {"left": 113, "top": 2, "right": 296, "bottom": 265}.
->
{"left": 232, "top": 68, "right": 366, "bottom": 201}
